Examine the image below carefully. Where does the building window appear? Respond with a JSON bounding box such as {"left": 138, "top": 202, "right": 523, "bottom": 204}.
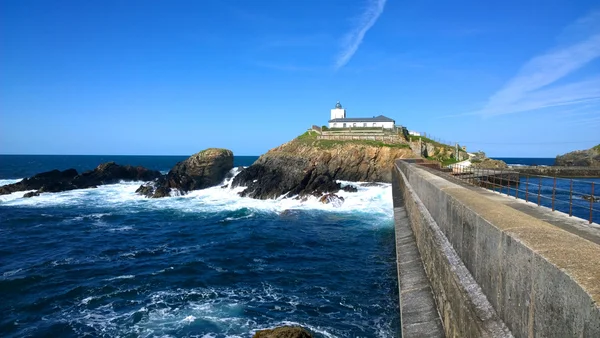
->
{"left": 353, "top": 123, "right": 357, "bottom": 127}
{"left": 363, "top": 123, "right": 367, "bottom": 127}
{"left": 343, "top": 123, "right": 346, "bottom": 128}
{"left": 373, "top": 123, "right": 376, "bottom": 127}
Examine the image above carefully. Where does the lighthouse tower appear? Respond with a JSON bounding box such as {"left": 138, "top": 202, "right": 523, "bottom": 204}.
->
{"left": 330, "top": 101, "right": 346, "bottom": 120}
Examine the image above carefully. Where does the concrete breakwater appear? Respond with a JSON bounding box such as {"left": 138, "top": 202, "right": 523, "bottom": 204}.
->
{"left": 510, "top": 166, "right": 600, "bottom": 177}
{"left": 392, "top": 159, "right": 600, "bottom": 337}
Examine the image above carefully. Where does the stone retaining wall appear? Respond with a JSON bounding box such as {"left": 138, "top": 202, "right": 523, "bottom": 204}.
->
{"left": 394, "top": 159, "right": 600, "bottom": 337}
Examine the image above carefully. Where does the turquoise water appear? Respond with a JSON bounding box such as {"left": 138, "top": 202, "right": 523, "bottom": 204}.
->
{"left": 0, "top": 155, "right": 400, "bottom": 337}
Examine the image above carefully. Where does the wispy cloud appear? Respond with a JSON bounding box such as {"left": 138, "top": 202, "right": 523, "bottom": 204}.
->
{"left": 334, "top": 0, "right": 387, "bottom": 70}
{"left": 477, "top": 11, "right": 600, "bottom": 117}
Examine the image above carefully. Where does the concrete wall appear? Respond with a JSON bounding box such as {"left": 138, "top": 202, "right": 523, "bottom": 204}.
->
{"left": 394, "top": 160, "right": 600, "bottom": 338}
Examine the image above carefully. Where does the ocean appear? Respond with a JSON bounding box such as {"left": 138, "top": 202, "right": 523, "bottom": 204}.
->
{"left": 492, "top": 157, "right": 556, "bottom": 166}
{"left": 0, "top": 155, "right": 400, "bottom": 338}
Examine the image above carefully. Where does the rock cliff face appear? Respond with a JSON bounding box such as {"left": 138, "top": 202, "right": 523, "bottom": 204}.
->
{"left": 137, "top": 148, "right": 234, "bottom": 198}
{"left": 0, "top": 162, "right": 162, "bottom": 196}
{"left": 555, "top": 145, "right": 600, "bottom": 167}
{"left": 232, "top": 133, "right": 414, "bottom": 199}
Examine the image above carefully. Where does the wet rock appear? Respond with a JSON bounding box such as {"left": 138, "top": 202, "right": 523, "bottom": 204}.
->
{"left": 319, "top": 193, "right": 345, "bottom": 207}
{"left": 23, "top": 191, "right": 40, "bottom": 198}
{"left": 253, "top": 326, "right": 312, "bottom": 338}
{"left": 136, "top": 148, "right": 234, "bottom": 198}
{"left": 0, "top": 163, "right": 161, "bottom": 196}
{"left": 342, "top": 185, "right": 358, "bottom": 192}
{"left": 232, "top": 154, "right": 340, "bottom": 200}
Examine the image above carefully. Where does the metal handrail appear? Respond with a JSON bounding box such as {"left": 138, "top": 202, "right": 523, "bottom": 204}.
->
{"left": 442, "top": 163, "right": 598, "bottom": 224}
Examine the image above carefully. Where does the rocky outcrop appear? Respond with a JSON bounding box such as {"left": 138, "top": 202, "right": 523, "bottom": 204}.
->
{"left": 555, "top": 145, "right": 600, "bottom": 167}
{"left": 253, "top": 326, "right": 312, "bottom": 338}
{"left": 471, "top": 158, "right": 508, "bottom": 169}
{"left": 137, "top": 148, "right": 233, "bottom": 198}
{"left": 232, "top": 133, "right": 414, "bottom": 199}
{"left": 319, "top": 193, "right": 345, "bottom": 207}
{"left": 0, "top": 162, "right": 162, "bottom": 196}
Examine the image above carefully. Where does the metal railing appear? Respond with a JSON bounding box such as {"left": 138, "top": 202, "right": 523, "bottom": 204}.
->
{"left": 440, "top": 164, "right": 599, "bottom": 224}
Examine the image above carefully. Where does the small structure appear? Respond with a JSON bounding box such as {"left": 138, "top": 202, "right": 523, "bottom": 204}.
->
{"left": 328, "top": 101, "right": 395, "bottom": 129}
{"left": 408, "top": 131, "right": 421, "bottom": 137}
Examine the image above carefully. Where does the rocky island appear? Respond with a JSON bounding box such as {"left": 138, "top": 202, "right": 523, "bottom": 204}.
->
{"left": 231, "top": 131, "right": 415, "bottom": 199}
{"left": 555, "top": 144, "right": 600, "bottom": 167}
{"left": 0, "top": 162, "right": 162, "bottom": 197}
{"left": 1, "top": 129, "right": 472, "bottom": 202}
{"left": 509, "top": 144, "right": 600, "bottom": 177}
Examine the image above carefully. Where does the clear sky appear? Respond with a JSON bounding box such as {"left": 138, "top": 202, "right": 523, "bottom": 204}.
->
{"left": 1, "top": 0, "right": 599, "bottom": 157}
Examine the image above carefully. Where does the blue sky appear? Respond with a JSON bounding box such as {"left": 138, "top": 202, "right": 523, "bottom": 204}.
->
{"left": 1, "top": 0, "right": 599, "bottom": 157}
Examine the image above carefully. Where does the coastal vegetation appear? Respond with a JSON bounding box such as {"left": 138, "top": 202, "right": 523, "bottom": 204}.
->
{"left": 296, "top": 131, "right": 410, "bottom": 149}
{"left": 555, "top": 144, "right": 600, "bottom": 167}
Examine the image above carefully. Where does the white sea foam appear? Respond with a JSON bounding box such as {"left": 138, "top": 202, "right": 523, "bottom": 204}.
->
{"left": 0, "top": 178, "right": 22, "bottom": 187}
{"left": 105, "top": 275, "right": 135, "bottom": 281}
{"left": 0, "top": 169, "right": 393, "bottom": 221}
{"left": 66, "top": 284, "right": 346, "bottom": 338}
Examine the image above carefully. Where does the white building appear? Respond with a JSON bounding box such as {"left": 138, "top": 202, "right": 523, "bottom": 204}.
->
{"left": 328, "top": 101, "right": 395, "bottom": 129}
{"left": 408, "top": 131, "right": 421, "bottom": 136}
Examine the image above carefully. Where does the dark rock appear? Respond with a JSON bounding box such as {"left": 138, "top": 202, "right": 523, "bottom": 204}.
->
{"left": 253, "top": 326, "right": 312, "bottom": 338}
{"left": 135, "top": 183, "right": 156, "bottom": 197}
{"left": 136, "top": 148, "right": 234, "bottom": 198}
{"left": 232, "top": 153, "right": 340, "bottom": 200}
{"left": 0, "top": 163, "right": 161, "bottom": 196}
{"left": 0, "top": 169, "right": 78, "bottom": 195}
{"left": 319, "top": 193, "right": 345, "bottom": 207}
{"left": 23, "top": 191, "right": 40, "bottom": 198}
{"left": 342, "top": 185, "right": 358, "bottom": 192}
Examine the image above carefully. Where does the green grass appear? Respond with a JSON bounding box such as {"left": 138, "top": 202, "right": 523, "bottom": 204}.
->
{"left": 314, "top": 139, "right": 410, "bottom": 149}
{"left": 295, "top": 131, "right": 410, "bottom": 149}
{"left": 593, "top": 144, "right": 600, "bottom": 152}
{"left": 441, "top": 158, "right": 461, "bottom": 166}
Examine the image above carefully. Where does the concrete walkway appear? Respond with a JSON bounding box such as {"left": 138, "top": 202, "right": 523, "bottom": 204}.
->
{"left": 393, "top": 170, "right": 444, "bottom": 337}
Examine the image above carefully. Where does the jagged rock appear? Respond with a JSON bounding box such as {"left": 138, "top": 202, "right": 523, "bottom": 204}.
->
{"left": 23, "top": 191, "right": 40, "bottom": 198}
{"left": 137, "top": 148, "right": 234, "bottom": 198}
{"left": 232, "top": 153, "right": 340, "bottom": 199}
{"left": 0, "top": 163, "right": 161, "bottom": 196}
{"left": 471, "top": 158, "right": 508, "bottom": 169}
{"left": 555, "top": 145, "right": 600, "bottom": 167}
{"left": 253, "top": 326, "right": 312, "bottom": 338}
{"left": 319, "top": 193, "right": 345, "bottom": 207}
{"left": 135, "top": 183, "right": 155, "bottom": 197}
